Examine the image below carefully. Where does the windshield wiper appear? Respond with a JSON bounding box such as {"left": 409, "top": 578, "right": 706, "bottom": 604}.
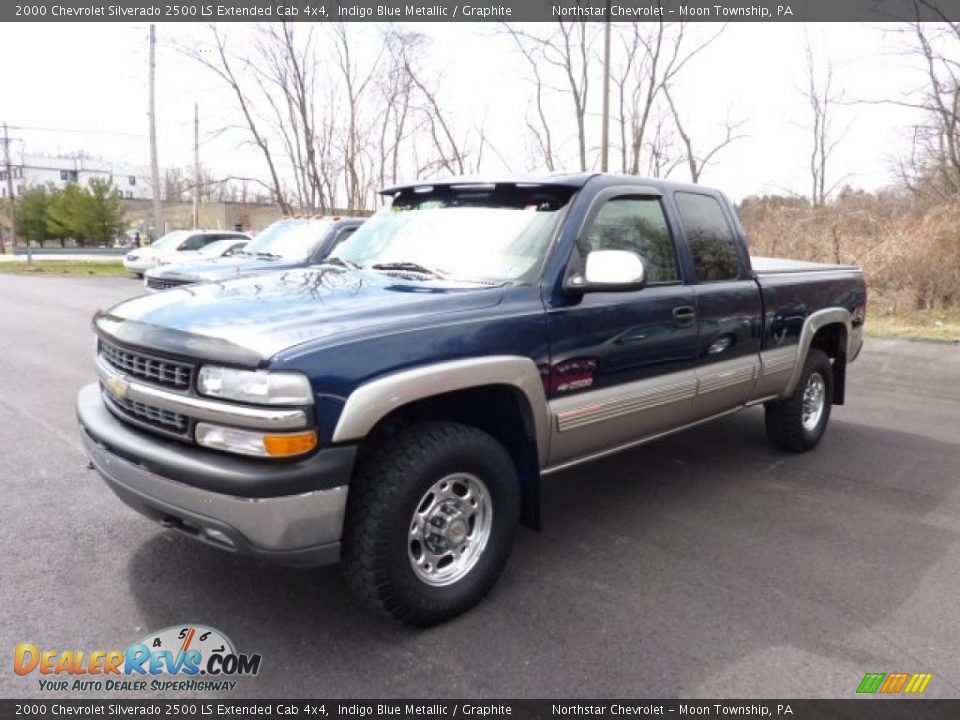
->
{"left": 255, "top": 252, "right": 282, "bottom": 259}
{"left": 369, "top": 261, "right": 447, "bottom": 279}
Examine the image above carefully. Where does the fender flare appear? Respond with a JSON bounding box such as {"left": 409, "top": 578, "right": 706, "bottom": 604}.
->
{"left": 782, "top": 307, "right": 852, "bottom": 397}
{"left": 331, "top": 356, "right": 551, "bottom": 468}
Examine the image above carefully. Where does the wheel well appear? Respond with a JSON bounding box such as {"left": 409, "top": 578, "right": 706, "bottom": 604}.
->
{"left": 810, "top": 322, "right": 848, "bottom": 405}
{"left": 361, "top": 385, "right": 542, "bottom": 530}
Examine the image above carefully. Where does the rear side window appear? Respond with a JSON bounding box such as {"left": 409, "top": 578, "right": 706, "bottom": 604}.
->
{"left": 675, "top": 192, "right": 741, "bottom": 281}
{"left": 180, "top": 234, "right": 213, "bottom": 251}
{"left": 580, "top": 197, "right": 680, "bottom": 284}
{"left": 331, "top": 227, "right": 357, "bottom": 250}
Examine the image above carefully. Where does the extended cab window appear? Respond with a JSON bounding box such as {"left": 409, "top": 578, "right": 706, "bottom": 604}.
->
{"left": 579, "top": 197, "right": 679, "bottom": 284}
{"left": 674, "top": 192, "right": 741, "bottom": 281}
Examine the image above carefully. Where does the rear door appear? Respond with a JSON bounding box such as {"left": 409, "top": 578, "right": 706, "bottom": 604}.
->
{"left": 546, "top": 190, "right": 699, "bottom": 466}
{"left": 672, "top": 191, "right": 761, "bottom": 418}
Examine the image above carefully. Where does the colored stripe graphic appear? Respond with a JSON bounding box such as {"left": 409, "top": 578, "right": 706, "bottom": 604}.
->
{"left": 880, "top": 673, "right": 909, "bottom": 693}
{"left": 904, "top": 674, "right": 933, "bottom": 694}
{"left": 857, "top": 673, "right": 885, "bottom": 694}
{"left": 857, "top": 672, "right": 933, "bottom": 694}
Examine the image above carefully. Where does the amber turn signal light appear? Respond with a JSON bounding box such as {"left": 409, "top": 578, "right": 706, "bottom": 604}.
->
{"left": 263, "top": 431, "right": 318, "bottom": 457}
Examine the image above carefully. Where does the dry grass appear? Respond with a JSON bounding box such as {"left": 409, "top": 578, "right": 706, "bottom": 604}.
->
{"left": 866, "top": 310, "right": 960, "bottom": 342}
{"left": 740, "top": 193, "right": 960, "bottom": 313}
{"left": 0, "top": 260, "right": 129, "bottom": 277}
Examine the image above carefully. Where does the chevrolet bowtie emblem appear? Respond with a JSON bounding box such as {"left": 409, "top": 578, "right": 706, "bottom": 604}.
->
{"left": 106, "top": 374, "right": 130, "bottom": 399}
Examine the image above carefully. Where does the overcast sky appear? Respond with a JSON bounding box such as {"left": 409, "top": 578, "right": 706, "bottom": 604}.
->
{"left": 0, "top": 21, "right": 926, "bottom": 201}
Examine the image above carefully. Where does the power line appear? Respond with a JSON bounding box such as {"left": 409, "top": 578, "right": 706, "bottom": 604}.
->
{"left": 9, "top": 124, "right": 147, "bottom": 139}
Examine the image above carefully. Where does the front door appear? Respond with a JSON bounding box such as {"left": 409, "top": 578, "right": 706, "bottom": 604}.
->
{"left": 545, "top": 193, "right": 699, "bottom": 467}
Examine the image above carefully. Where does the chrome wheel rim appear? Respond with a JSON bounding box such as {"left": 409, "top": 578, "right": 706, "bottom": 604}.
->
{"left": 408, "top": 473, "right": 493, "bottom": 587}
{"left": 801, "top": 372, "right": 826, "bottom": 431}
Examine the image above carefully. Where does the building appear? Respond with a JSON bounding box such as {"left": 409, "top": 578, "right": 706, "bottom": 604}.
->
{"left": 0, "top": 152, "right": 152, "bottom": 200}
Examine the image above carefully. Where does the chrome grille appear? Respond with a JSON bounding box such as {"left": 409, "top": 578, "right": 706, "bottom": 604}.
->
{"left": 100, "top": 341, "right": 193, "bottom": 391}
{"left": 105, "top": 393, "right": 190, "bottom": 436}
{"left": 146, "top": 277, "right": 189, "bottom": 291}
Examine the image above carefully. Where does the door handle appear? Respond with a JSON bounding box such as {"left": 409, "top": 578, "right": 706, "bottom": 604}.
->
{"left": 673, "top": 306, "right": 697, "bottom": 328}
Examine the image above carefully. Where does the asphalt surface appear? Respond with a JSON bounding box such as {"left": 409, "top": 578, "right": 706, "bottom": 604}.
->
{"left": 2, "top": 273, "right": 959, "bottom": 700}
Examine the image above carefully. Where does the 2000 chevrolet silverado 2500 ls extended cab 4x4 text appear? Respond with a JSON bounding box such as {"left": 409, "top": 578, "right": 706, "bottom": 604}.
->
{"left": 77, "top": 174, "right": 866, "bottom": 625}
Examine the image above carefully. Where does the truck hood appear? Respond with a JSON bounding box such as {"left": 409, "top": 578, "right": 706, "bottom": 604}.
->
{"left": 147, "top": 255, "right": 303, "bottom": 282}
{"left": 98, "top": 266, "right": 504, "bottom": 363}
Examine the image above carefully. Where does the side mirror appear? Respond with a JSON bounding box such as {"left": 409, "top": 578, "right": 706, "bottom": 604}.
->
{"left": 566, "top": 249, "right": 647, "bottom": 293}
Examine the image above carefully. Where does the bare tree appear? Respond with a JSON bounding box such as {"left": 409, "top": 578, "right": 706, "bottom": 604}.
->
{"left": 162, "top": 167, "right": 188, "bottom": 202}
{"left": 332, "top": 23, "right": 386, "bottom": 211}
{"left": 502, "top": 21, "right": 597, "bottom": 171}
{"left": 803, "top": 37, "right": 847, "bottom": 206}
{"left": 614, "top": 22, "right": 727, "bottom": 176}
{"left": 664, "top": 86, "right": 746, "bottom": 183}
{"left": 502, "top": 25, "right": 560, "bottom": 171}
{"left": 888, "top": 12, "right": 960, "bottom": 200}
{"left": 404, "top": 59, "right": 468, "bottom": 176}
{"left": 378, "top": 29, "right": 421, "bottom": 189}
{"left": 182, "top": 25, "right": 291, "bottom": 213}
{"left": 249, "top": 23, "right": 327, "bottom": 213}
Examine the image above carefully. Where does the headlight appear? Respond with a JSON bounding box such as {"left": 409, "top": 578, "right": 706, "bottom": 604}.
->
{"left": 197, "top": 366, "right": 313, "bottom": 405}
{"left": 127, "top": 253, "right": 139, "bottom": 261}
{"left": 195, "top": 423, "right": 317, "bottom": 458}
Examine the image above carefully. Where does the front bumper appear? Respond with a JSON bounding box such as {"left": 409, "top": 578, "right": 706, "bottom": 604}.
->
{"left": 77, "top": 383, "right": 355, "bottom": 567}
{"left": 123, "top": 257, "right": 156, "bottom": 273}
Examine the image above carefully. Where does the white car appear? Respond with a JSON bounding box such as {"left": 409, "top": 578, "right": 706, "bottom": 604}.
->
{"left": 123, "top": 230, "right": 251, "bottom": 277}
{"left": 153, "top": 238, "right": 249, "bottom": 267}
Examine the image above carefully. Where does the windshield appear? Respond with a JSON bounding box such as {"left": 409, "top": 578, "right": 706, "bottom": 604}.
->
{"left": 242, "top": 220, "right": 330, "bottom": 260}
{"left": 198, "top": 239, "right": 244, "bottom": 256}
{"left": 331, "top": 185, "right": 573, "bottom": 283}
{"left": 149, "top": 230, "right": 192, "bottom": 250}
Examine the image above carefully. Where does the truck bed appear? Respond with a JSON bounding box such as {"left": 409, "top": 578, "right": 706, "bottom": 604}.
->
{"left": 750, "top": 256, "right": 859, "bottom": 275}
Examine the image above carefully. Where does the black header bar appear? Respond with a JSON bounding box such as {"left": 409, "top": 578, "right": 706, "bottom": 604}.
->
{"left": 5, "top": 0, "right": 960, "bottom": 23}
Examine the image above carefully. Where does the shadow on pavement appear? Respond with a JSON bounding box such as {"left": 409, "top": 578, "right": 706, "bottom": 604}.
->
{"left": 125, "top": 408, "right": 960, "bottom": 697}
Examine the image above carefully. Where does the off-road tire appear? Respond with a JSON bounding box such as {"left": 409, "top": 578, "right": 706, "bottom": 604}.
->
{"left": 342, "top": 421, "right": 520, "bottom": 626}
{"left": 765, "top": 348, "right": 834, "bottom": 452}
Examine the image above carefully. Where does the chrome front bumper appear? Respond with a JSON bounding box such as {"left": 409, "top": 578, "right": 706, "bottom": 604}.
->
{"left": 77, "top": 384, "right": 351, "bottom": 567}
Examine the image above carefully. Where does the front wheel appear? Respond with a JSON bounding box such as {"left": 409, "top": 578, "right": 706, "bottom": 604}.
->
{"left": 342, "top": 421, "right": 520, "bottom": 626}
{"left": 764, "top": 348, "right": 834, "bottom": 452}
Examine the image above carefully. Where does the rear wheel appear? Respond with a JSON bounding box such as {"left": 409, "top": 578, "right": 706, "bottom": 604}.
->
{"left": 765, "top": 348, "right": 834, "bottom": 452}
{"left": 342, "top": 421, "right": 520, "bottom": 626}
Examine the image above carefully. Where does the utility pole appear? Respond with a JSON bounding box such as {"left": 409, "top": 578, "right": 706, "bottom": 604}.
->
{"left": 148, "top": 23, "right": 163, "bottom": 240}
{"left": 600, "top": 0, "right": 612, "bottom": 173}
{"left": 192, "top": 102, "right": 200, "bottom": 228}
{"left": 2, "top": 122, "right": 19, "bottom": 261}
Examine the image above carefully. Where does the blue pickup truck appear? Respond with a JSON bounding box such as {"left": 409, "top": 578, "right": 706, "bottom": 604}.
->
{"left": 77, "top": 174, "right": 866, "bottom": 625}
{"left": 143, "top": 217, "right": 363, "bottom": 292}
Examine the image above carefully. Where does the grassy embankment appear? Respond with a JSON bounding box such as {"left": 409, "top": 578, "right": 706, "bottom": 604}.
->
{"left": 0, "top": 260, "right": 129, "bottom": 277}
{"left": 866, "top": 310, "right": 960, "bottom": 342}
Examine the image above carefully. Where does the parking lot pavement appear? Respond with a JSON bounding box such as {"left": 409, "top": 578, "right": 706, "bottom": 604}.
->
{"left": 2, "top": 273, "right": 959, "bottom": 699}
